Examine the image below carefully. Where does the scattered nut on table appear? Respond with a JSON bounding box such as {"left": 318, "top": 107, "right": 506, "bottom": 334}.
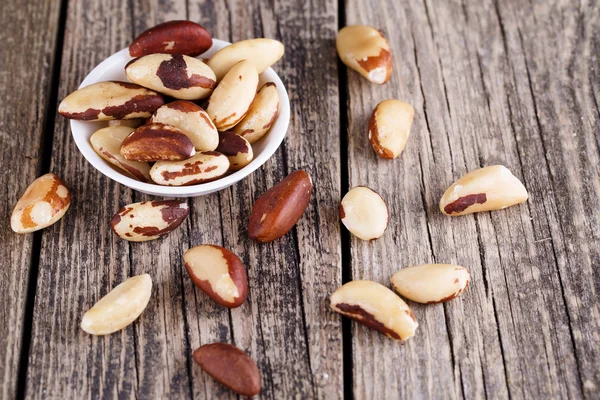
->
{"left": 110, "top": 200, "right": 189, "bottom": 241}
{"left": 390, "top": 264, "right": 470, "bottom": 304}
{"left": 125, "top": 53, "right": 216, "bottom": 100}
{"left": 340, "top": 186, "right": 388, "bottom": 241}
{"left": 248, "top": 170, "right": 312, "bottom": 242}
{"left": 184, "top": 245, "right": 248, "bottom": 308}
{"left": 81, "top": 274, "right": 152, "bottom": 335}
{"left": 330, "top": 280, "right": 418, "bottom": 341}
{"left": 129, "top": 20, "right": 212, "bottom": 57}
{"left": 90, "top": 126, "right": 152, "bottom": 182}
{"left": 231, "top": 82, "right": 280, "bottom": 144}
{"left": 439, "top": 165, "right": 528, "bottom": 216}
{"left": 336, "top": 25, "right": 393, "bottom": 84}
{"left": 151, "top": 100, "right": 219, "bottom": 151}
{"left": 59, "top": 81, "right": 164, "bottom": 121}
{"left": 216, "top": 131, "right": 253, "bottom": 170}
{"left": 149, "top": 151, "right": 230, "bottom": 186}
{"left": 11, "top": 173, "right": 71, "bottom": 234}
{"left": 206, "top": 60, "right": 259, "bottom": 131}
{"left": 207, "top": 38, "right": 284, "bottom": 81}
{"left": 120, "top": 122, "right": 196, "bottom": 162}
{"left": 369, "top": 99, "right": 414, "bottom": 159}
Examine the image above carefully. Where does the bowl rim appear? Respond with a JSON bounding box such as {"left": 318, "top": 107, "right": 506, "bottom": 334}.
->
{"left": 70, "top": 39, "right": 290, "bottom": 197}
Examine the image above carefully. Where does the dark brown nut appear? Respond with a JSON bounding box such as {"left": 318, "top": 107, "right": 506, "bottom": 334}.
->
{"left": 231, "top": 82, "right": 279, "bottom": 144}
{"left": 207, "top": 38, "right": 284, "bottom": 81}
{"left": 129, "top": 20, "right": 212, "bottom": 57}
{"left": 149, "top": 151, "right": 230, "bottom": 186}
{"left": 58, "top": 81, "right": 165, "bottom": 121}
{"left": 340, "top": 186, "right": 388, "bottom": 240}
{"left": 125, "top": 54, "right": 216, "bottom": 100}
{"left": 120, "top": 123, "right": 195, "bottom": 162}
{"left": 11, "top": 173, "right": 71, "bottom": 234}
{"left": 390, "top": 264, "right": 470, "bottom": 304}
{"left": 330, "top": 280, "right": 418, "bottom": 341}
{"left": 90, "top": 126, "right": 152, "bottom": 182}
{"left": 439, "top": 165, "right": 528, "bottom": 216}
{"left": 184, "top": 245, "right": 248, "bottom": 308}
{"left": 206, "top": 60, "right": 259, "bottom": 131}
{"left": 108, "top": 118, "right": 145, "bottom": 128}
{"left": 110, "top": 200, "right": 189, "bottom": 242}
{"left": 369, "top": 99, "right": 414, "bottom": 159}
{"left": 248, "top": 170, "right": 312, "bottom": 242}
{"left": 336, "top": 25, "right": 392, "bottom": 84}
{"left": 151, "top": 101, "right": 218, "bottom": 151}
{"left": 193, "top": 343, "right": 261, "bottom": 397}
{"left": 216, "top": 131, "right": 253, "bottom": 170}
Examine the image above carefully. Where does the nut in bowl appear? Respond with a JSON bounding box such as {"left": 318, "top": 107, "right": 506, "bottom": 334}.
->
{"left": 69, "top": 39, "right": 290, "bottom": 197}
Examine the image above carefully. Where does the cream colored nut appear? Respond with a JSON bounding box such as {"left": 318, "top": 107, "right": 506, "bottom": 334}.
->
{"left": 150, "top": 151, "right": 230, "bottom": 186}
{"left": 125, "top": 54, "right": 216, "bottom": 100}
{"left": 11, "top": 173, "right": 71, "bottom": 234}
{"left": 110, "top": 200, "right": 189, "bottom": 242}
{"left": 440, "top": 165, "right": 528, "bottom": 216}
{"left": 207, "top": 38, "right": 284, "bottom": 81}
{"left": 90, "top": 126, "right": 152, "bottom": 182}
{"left": 151, "top": 100, "right": 218, "bottom": 151}
{"left": 216, "top": 131, "right": 253, "bottom": 170}
{"left": 58, "top": 81, "right": 164, "bottom": 121}
{"left": 81, "top": 274, "right": 152, "bottom": 335}
{"left": 206, "top": 60, "right": 259, "bottom": 131}
{"left": 340, "top": 186, "right": 388, "bottom": 240}
{"left": 330, "top": 280, "right": 418, "bottom": 341}
{"left": 231, "top": 82, "right": 279, "bottom": 143}
{"left": 390, "top": 264, "right": 470, "bottom": 304}
{"left": 108, "top": 118, "right": 145, "bottom": 128}
{"left": 120, "top": 123, "right": 196, "bottom": 162}
{"left": 336, "top": 25, "right": 392, "bottom": 84}
{"left": 369, "top": 99, "right": 414, "bottom": 159}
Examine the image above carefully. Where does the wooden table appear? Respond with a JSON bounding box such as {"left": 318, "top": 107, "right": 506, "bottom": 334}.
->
{"left": 2, "top": 0, "right": 599, "bottom": 398}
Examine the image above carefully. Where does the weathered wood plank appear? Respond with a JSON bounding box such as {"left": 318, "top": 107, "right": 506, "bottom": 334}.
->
{"left": 0, "top": 0, "right": 62, "bottom": 398}
{"left": 344, "top": 0, "right": 599, "bottom": 398}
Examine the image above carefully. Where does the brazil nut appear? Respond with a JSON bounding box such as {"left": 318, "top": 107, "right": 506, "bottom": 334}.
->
{"left": 110, "top": 200, "right": 189, "bottom": 241}
{"left": 216, "top": 131, "right": 253, "bottom": 170}
{"left": 149, "top": 151, "right": 230, "bottom": 186}
{"left": 231, "top": 82, "right": 279, "bottom": 144}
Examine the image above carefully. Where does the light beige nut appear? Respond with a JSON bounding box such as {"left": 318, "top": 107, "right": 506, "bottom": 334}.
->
{"left": 11, "top": 173, "right": 71, "bottom": 234}
{"left": 336, "top": 25, "right": 393, "bottom": 84}
{"left": 330, "top": 280, "right": 418, "bottom": 341}
{"left": 369, "top": 99, "right": 414, "bottom": 159}
{"left": 340, "top": 186, "right": 388, "bottom": 241}
{"left": 150, "top": 151, "right": 230, "bottom": 186}
{"left": 81, "top": 274, "right": 152, "bottom": 335}
{"left": 120, "top": 123, "right": 196, "bottom": 162}
{"left": 216, "top": 131, "right": 253, "bottom": 170}
{"left": 440, "top": 165, "right": 528, "bottom": 216}
{"left": 90, "top": 126, "right": 152, "bottom": 182}
{"left": 231, "top": 82, "right": 279, "bottom": 143}
{"left": 125, "top": 54, "right": 216, "bottom": 100}
{"left": 108, "top": 118, "right": 145, "bottom": 128}
{"left": 58, "top": 81, "right": 164, "bottom": 121}
{"left": 151, "top": 100, "right": 219, "bottom": 151}
{"left": 184, "top": 245, "right": 248, "bottom": 308}
{"left": 206, "top": 60, "right": 259, "bottom": 131}
{"left": 110, "top": 200, "right": 189, "bottom": 242}
{"left": 390, "top": 264, "right": 470, "bottom": 303}
{"left": 207, "top": 38, "right": 284, "bottom": 81}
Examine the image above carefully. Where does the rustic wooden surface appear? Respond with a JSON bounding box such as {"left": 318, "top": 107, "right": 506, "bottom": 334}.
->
{"left": 1, "top": 0, "right": 598, "bottom": 398}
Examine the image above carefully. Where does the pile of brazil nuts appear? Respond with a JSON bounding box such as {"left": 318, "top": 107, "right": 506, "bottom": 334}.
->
{"left": 8, "top": 21, "right": 530, "bottom": 397}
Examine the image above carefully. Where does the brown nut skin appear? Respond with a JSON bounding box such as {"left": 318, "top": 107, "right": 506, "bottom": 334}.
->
{"left": 193, "top": 343, "right": 261, "bottom": 397}
{"left": 129, "top": 20, "right": 212, "bottom": 57}
{"left": 110, "top": 200, "right": 189, "bottom": 242}
{"left": 58, "top": 81, "right": 165, "bottom": 121}
{"left": 120, "top": 123, "right": 195, "bottom": 162}
{"left": 184, "top": 245, "right": 248, "bottom": 308}
{"left": 216, "top": 131, "right": 253, "bottom": 170}
{"left": 248, "top": 170, "right": 312, "bottom": 242}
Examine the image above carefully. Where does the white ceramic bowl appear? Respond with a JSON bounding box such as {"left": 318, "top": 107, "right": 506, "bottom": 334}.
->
{"left": 70, "top": 39, "right": 290, "bottom": 197}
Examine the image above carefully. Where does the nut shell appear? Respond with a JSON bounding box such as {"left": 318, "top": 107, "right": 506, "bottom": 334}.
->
{"left": 149, "top": 151, "right": 230, "bottom": 186}
{"left": 390, "top": 264, "right": 470, "bottom": 303}
{"left": 129, "top": 20, "right": 212, "bottom": 57}
{"left": 336, "top": 25, "right": 392, "bottom": 84}
{"left": 207, "top": 38, "right": 284, "bottom": 81}
{"left": 120, "top": 123, "right": 196, "bottom": 162}
{"left": 231, "top": 82, "right": 279, "bottom": 143}
{"left": 369, "top": 99, "right": 414, "bottom": 159}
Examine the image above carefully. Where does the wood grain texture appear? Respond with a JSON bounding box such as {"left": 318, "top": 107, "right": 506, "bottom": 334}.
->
{"left": 0, "top": 0, "right": 62, "bottom": 398}
{"left": 343, "top": 0, "right": 599, "bottom": 398}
